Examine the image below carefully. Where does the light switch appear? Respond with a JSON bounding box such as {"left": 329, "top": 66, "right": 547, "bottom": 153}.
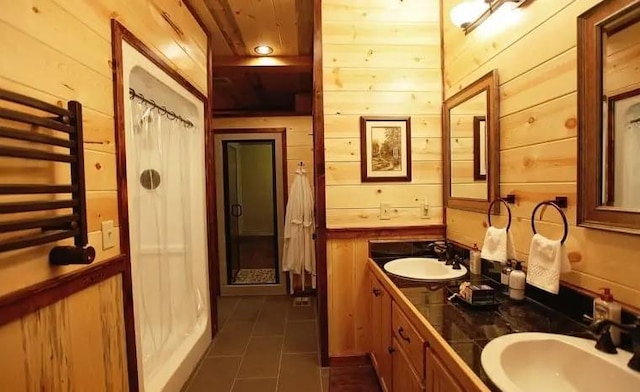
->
{"left": 380, "top": 203, "right": 391, "bottom": 220}
{"left": 422, "top": 200, "right": 430, "bottom": 218}
{"left": 101, "top": 220, "right": 115, "bottom": 250}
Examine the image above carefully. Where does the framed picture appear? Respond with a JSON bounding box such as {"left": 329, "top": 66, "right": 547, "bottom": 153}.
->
{"left": 360, "top": 116, "right": 411, "bottom": 182}
{"left": 473, "top": 115, "right": 487, "bottom": 181}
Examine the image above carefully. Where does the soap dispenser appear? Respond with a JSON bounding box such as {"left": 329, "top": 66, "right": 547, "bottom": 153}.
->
{"left": 508, "top": 261, "right": 526, "bottom": 301}
{"left": 594, "top": 288, "right": 621, "bottom": 345}
{"left": 500, "top": 260, "right": 513, "bottom": 293}
{"left": 470, "top": 243, "right": 481, "bottom": 275}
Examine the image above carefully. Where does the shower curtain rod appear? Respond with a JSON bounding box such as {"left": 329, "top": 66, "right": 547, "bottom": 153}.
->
{"left": 128, "top": 88, "right": 194, "bottom": 128}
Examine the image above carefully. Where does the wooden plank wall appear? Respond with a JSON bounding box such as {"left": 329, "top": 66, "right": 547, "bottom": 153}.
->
{"left": 0, "top": 0, "right": 207, "bottom": 295}
{"left": 0, "top": 0, "right": 207, "bottom": 388}
{"left": 211, "top": 116, "right": 315, "bottom": 193}
{"left": 321, "top": 0, "right": 443, "bottom": 358}
{"left": 327, "top": 232, "right": 443, "bottom": 357}
{"left": 0, "top": 276, "right": 128, "bottom": 391}
{"left": 442, "top": 0, "right": 640, "bottom": 310}
{"left": 322, "top": 0, "right": 443, "bottom": 229}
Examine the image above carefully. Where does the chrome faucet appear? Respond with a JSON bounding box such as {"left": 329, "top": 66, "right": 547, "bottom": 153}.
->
{"left": 587, "top": 316, "right": 640, "bottom": 372}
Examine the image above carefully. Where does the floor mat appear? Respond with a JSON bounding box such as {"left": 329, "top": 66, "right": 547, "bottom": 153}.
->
{"left": 233, "top": 268, "right": 276, "bottom": 284}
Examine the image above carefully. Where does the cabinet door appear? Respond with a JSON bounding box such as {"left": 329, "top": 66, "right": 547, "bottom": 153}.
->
{"left": 392, "top": 337, "right": 424, "bottom": 392}
{"left": 426, "top": 349, "right": 464, "bottom": 392}
{"left": 369, "top": 273, "right": 392, "bottom": 392}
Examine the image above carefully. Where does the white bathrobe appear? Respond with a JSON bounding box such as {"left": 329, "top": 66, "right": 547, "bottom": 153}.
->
{"left": 282, "top": 167, "right": 316, "bottom": 292}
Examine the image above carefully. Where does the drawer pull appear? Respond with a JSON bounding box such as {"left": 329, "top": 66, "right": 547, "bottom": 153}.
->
{"left": 388, "top": 346, "right": 395, "bottom": 354}
{"left": 372, "top": 288, "right": 382, "bottom": 296}
{"left": 398, "top": 327, "right": 411, "bottom": 343}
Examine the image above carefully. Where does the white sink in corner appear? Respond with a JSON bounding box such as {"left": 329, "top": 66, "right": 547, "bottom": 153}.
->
{"left": 481, "top": 332, "right": 640, "bottom": 392}
{"left": 383, "top": 257, "right": 467, "bottom": 282}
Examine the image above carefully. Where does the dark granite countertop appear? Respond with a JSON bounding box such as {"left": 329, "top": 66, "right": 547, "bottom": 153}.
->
{"left": 370, "top": 256, "right": 590, "bottom": 391}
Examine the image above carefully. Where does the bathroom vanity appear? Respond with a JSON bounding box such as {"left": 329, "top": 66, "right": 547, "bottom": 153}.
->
{"left": 365, "top": 242, "right": 597, "bottom": 392}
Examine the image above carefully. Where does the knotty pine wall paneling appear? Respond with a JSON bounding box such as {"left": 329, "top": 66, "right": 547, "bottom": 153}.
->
{"left": 0, "top": 0, "right": 207, "bottom": 388}
{"left": 322, "top": 0, "right": 444, "bottom": 358}
{"left": 322, "top": 0, "right": 444, "bottom": 229}
{"left": 441, "top": 0, "right": 640, "bottom": 310}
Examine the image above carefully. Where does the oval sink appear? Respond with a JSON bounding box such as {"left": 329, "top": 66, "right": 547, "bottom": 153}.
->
{"left": 383, "top": 257, "right": 467, "bottom": 282}
{"left": 481, "top": 332, "right": 640, "bottom": 392}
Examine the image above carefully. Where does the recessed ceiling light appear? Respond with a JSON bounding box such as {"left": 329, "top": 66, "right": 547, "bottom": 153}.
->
{"left": 254, "top": 45, "right": 274, "bottom": 56}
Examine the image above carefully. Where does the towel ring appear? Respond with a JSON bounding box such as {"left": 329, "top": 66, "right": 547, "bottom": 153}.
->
{"left": 531, "top": 201, "right": 569, "bottom": 244}
{"left": 487, "top": 197, "right": 512, "bottom": 231}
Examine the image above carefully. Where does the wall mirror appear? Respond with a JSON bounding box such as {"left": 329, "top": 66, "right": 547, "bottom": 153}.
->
{"left": 578, "top": 0, "right": 640, "bottom": 234}
{"left": 443, "top": 70, "right": 499, "bottom": 213}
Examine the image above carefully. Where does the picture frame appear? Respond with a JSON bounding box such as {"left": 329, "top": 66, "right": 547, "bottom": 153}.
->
{"left": 360, "top": 116, "right": 411, "bottom": 182}
{"left": 473, "top": 115, "right": 487, "bottom": 181}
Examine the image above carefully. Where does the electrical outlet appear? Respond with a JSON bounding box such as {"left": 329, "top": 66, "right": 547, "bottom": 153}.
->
{"left": 422, "top": 202, "right": 430, "bottom": 218}
{"left": 101, "top": 220, "right": 115, "bottom": 250}
{"left": 380, "top": 203, "right": 391, "bottom": 220}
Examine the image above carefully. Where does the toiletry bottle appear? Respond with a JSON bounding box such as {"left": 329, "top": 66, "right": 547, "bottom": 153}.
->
{"left": 470, "top": 243, "right": 482, "bottom": 275}
{"left": 508, "top": 261, "right": 526, "bottom": 301}
{"left": 500, "top": 260, "right": 513, "bottom": 293}
{"left": 593, "top": 288, "right": 622, "bottom": 345}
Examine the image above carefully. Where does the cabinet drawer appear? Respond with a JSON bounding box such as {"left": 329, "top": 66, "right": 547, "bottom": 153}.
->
{"left": 392, "top": 302, "right": 426, "bottom": 378}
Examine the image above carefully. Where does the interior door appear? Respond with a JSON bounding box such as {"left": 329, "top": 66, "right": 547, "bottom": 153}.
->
{"left": 225, "top": 143, "right": 242, "bottom": 282}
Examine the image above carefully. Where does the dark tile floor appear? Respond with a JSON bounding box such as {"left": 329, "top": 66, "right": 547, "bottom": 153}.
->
{"left": 183, "top": 296, "right": 329, "bottom": 392}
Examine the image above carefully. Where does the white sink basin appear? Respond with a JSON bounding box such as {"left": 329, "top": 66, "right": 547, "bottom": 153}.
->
{"left": 481, "top": 332, "right": 640, "bottom": 392}
{"left": 383, "top": 257, "right": 467, "bottom": 282}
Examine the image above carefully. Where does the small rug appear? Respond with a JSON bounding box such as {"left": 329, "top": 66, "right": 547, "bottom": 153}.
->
{"left": 233, "top": 268, "right": 276, "bottom": 284}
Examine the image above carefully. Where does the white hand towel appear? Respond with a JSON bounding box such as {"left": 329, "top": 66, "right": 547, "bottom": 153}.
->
{"left": 480, "top": 226, "right": 517, "bottom": 263}
{"left": 526, "top": 233, "right": 571, "bottom": 294}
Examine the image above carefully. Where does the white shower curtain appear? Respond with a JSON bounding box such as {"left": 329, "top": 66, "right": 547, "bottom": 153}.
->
{"left": 128, "top": 100, "right": 204, "bottom": 376}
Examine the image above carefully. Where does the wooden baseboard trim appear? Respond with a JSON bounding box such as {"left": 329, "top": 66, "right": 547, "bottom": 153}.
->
{"left": 326, "top": 225, "right": 446, "bottom": 240}
{"left": 0, "top": 254, "right": 126, "bottom": 326}
{"left": 329, "top": 354, "right": 372, "bottom": 367}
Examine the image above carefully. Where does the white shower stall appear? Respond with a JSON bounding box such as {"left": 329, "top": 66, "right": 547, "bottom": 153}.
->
{"left": 121, "top": 41, "right": 210, "bottom": 391}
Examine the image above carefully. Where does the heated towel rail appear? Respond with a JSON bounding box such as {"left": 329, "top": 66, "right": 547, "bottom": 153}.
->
{"left": 0, "top": 88, "right": 95, "bottom": 265}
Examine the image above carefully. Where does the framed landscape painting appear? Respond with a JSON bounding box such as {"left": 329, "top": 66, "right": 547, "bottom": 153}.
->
{"left": 360, "top": 116, "right": 412, "bottom": 182}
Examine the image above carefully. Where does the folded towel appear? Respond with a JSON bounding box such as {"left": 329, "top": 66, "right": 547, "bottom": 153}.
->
{"left": 480, "top": 226, "right": 517, "bottom": 263}
{"left": 526, "top": 233, "right": 571, "bottom": 294}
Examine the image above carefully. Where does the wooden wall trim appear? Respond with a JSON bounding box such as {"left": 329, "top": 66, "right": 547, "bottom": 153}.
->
{"left": 313, "top": 0, "right": 329, "bottom": 367}
{"left": 0, "top": 255, "right": 126, "bottom": 327}
{"left": 326, "top": 225, "right": 446, "bottom": 240}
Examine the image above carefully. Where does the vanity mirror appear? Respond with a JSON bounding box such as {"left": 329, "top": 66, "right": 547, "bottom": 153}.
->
{"left": 578, "top": 0, "right": 640, "bottom": 234}
{"left": 443, "top": 70, "right": 499, "bottom": 213}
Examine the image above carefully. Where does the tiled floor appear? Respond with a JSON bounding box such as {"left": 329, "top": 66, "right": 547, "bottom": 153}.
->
{"left": 184, "top": 295, "right": 329, "bottom": 392}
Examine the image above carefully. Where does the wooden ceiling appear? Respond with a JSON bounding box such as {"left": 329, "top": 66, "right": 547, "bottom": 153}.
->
{"left": 188, "top": 0, "right": 314, "bottom": 116}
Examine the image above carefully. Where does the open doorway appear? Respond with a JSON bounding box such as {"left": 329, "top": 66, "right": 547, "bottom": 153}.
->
{"left": 214, "top": 129, "right": 287, "bottom": 296}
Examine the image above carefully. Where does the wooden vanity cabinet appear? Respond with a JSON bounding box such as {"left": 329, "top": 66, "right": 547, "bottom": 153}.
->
{"left": 369, "top": 273, "right": 392, "bottom": 392}
{"left": 392, "top": 337, "right": 425, "bottom": 392}
{"left": 425, "top": 349, "right": 464, "bottom": 392}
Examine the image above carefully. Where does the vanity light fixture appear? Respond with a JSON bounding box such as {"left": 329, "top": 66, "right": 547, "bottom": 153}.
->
{"left": 450, "top": 0, "right": 530, "bottom": 34}
{"left": 253, "top": 45, "right": 274, "bottom": 56}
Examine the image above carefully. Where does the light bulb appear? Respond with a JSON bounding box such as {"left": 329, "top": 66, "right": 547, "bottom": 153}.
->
{"left": 254, "top": 45, "right": 273, "bottom": 56}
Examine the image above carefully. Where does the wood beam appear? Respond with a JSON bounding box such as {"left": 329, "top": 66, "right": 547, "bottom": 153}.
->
{"left": 205, "top": 0, "right": 248, "bottom": 56}
{"left": 214, "top": 56, "right": 313, "bottom": 73}
{"left": 296, "top": 0, "right": 314, "bottom": 56}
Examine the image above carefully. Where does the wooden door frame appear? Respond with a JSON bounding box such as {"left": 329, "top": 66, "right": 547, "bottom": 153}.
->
{"left": 312, "top": 0, "right": 329, "bottom": 366}
{"left": 212, "top": 128, "right": 289, "bottom": 296}
{"left": 111, "top": 19, "right": 216, "bottom": 390}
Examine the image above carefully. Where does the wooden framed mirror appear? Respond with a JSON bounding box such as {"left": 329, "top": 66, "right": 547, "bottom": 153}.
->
{"left": 443, "top": 70, "right": 499, "bottom": 213}
{"left": 578, "top": 0, "right": 640, "bottom": 234}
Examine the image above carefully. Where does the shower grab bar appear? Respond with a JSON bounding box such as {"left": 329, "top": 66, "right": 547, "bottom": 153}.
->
{"left": 0, "top": 88, "right": 95, "bottom": 265}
